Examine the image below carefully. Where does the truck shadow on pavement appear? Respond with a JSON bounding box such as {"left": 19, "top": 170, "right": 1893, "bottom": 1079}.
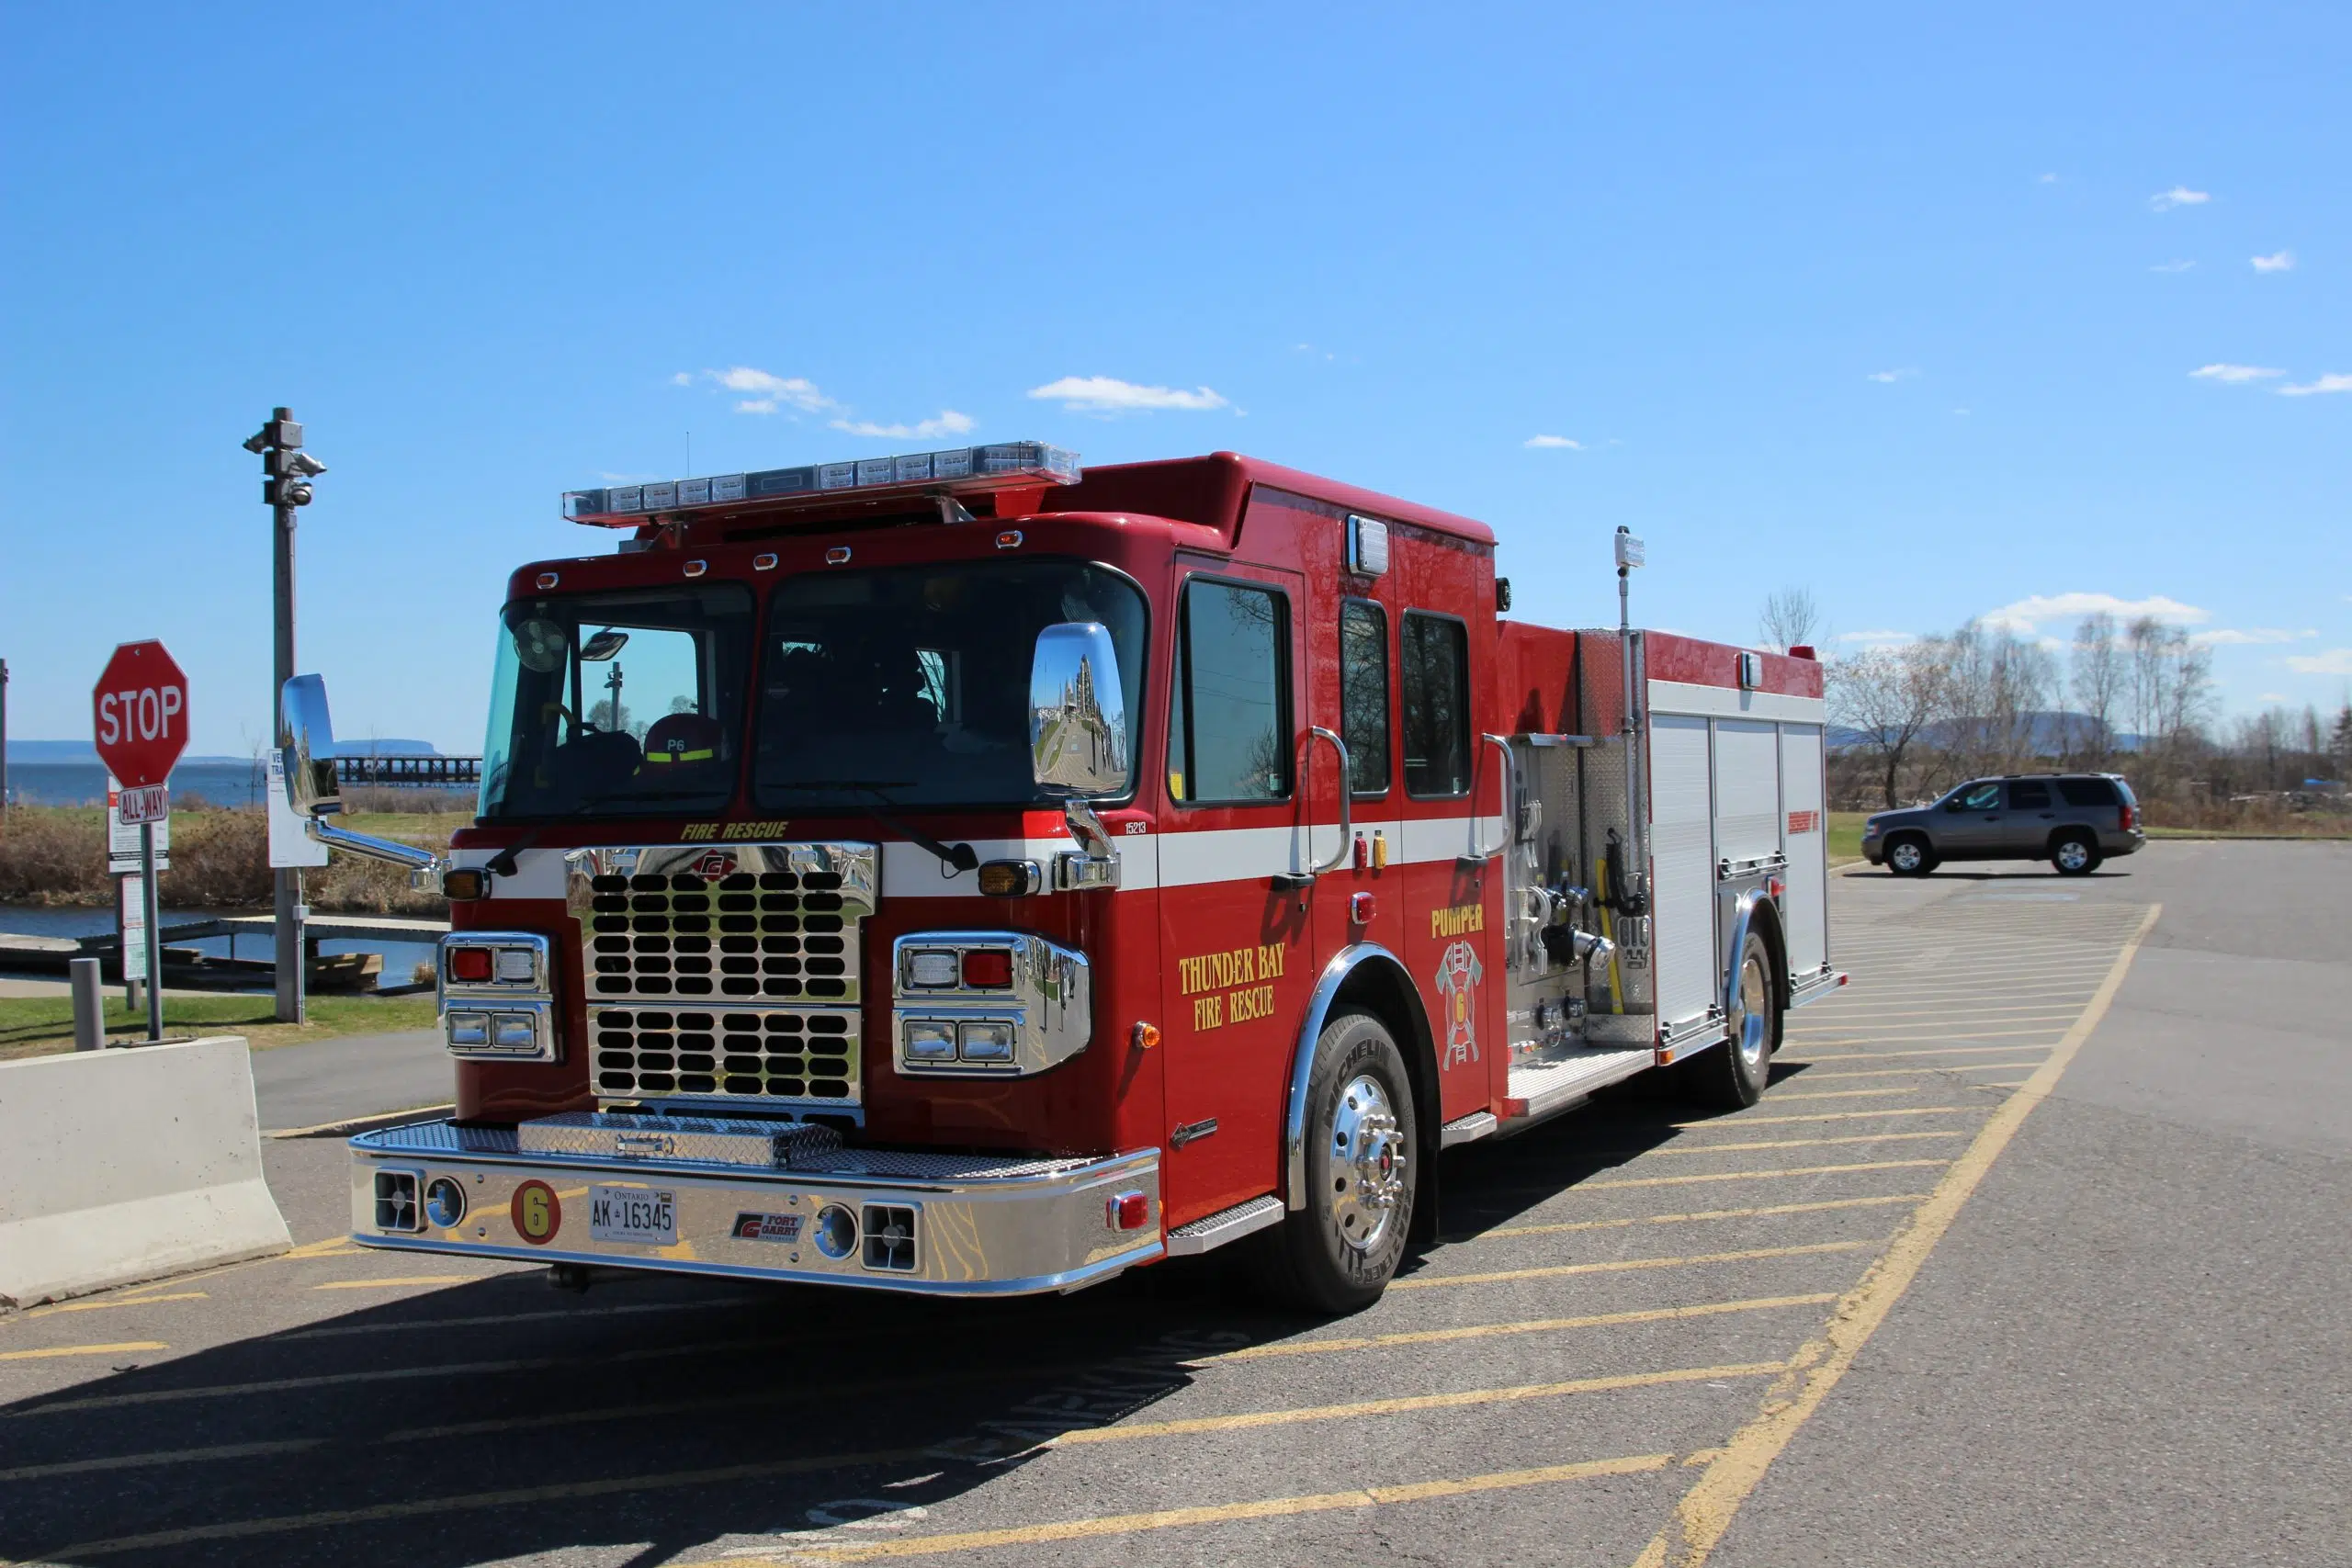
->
{"left": 0, "top": 1091, "right": 1715, "bottom": 1568}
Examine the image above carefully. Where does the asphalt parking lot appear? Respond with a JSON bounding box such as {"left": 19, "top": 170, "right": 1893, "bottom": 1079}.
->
{"left": 3, "top": 840, "right": 2344, "bottom": 1567}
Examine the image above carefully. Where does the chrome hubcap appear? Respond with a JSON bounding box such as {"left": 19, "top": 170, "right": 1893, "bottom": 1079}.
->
{"left": 1890, "top": 841, "right": 1922, "bottom": 872}
{"left": 2057, "top": 840, "right": 2089, "bottom": 871}
{"left": 1732, "top": 953, "right": 1771, "bottom": 1069}
{"left": 1328, "top": 1074, "right": 1407, "bottom": 1253}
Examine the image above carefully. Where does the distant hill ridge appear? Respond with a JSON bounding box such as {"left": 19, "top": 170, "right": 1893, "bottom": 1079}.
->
{"left": 1827, "top": 710, "right": 2144, "bottom": 755}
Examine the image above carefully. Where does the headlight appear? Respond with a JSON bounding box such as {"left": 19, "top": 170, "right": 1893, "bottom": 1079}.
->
{"left": 890, "top": 931, "right": 1091, "bottom": 1077}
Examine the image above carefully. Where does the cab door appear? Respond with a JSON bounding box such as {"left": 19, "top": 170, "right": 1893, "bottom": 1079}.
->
{"left": 1156, "top": 562, "right": 1320, "bottom": 1226}
{"left": 1938, "top": 779, "right": 2009, "bottom": 860}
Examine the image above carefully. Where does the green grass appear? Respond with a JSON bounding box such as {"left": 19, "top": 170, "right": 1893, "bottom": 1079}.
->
{"left": 1828, "top": 811, "right": 1868, "bottom": 866}
{"left": 0, "top": 992, "right": 438, "bottom": 1062}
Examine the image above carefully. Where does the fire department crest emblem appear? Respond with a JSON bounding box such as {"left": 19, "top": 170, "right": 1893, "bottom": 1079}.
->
{"left": 1435, "top": 940, "right": 1484, "bottom": 1068}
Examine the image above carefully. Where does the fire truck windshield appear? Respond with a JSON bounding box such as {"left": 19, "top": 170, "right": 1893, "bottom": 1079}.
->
{"left": 753, "top": 560, "right": 1147, "bottom": 809}
{"left": 479, "top": 584, "right": 755, "bottom": 819}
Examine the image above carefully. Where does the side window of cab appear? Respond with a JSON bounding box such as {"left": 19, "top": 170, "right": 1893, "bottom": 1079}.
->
{"left": 1167, "top": 578, "right": 1293, "bottom": 804}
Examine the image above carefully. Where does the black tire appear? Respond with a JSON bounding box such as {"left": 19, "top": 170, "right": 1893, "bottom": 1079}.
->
{"left": 1684, "top": 930, "right": 1781, "bottom": 1111}
{"left": 2051, "top": 830, "right": 2101, "bottom": 875}
{"left": 1251, "top": 1009, "right": 1418, "bottom": 1314}
{"left": 1883, "top": 833, "right": 1936, "bottom": 876}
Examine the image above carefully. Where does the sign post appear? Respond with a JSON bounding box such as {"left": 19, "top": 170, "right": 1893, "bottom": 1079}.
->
{"left": 93, "top": 641, "right": 188, "bottom": 1043}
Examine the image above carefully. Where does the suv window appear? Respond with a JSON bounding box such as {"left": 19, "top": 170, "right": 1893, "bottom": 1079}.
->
{"left": 1168, "top": 578, "right": 1291, "bottom": 804}
{"left": 2059, "top": 778, "right": 2119, "bottom": 807}
{"left": 2009, "top": 780, "right": 2052, "bottom": 809}
{"left": 1339, "top": 599, "right": 1390, "bottom": 797}
{"left": 1400, "top": 612, "right": 1471, "bottom": 797}
{"left": 1957, "top": 782, "right": 2002, "bottom": 810}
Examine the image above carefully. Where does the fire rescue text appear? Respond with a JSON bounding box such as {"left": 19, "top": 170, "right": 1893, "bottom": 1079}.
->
{"left": 1179, "top": 942, "right": 1288, "bottom": 1032}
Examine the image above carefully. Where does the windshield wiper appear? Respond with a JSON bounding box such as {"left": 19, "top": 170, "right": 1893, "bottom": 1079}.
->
{"left": 766, "top": 780, "right": 978, "bottom": 876}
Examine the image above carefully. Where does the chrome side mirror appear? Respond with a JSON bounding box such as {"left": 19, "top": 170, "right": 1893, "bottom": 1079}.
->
{"left": 277, "top": 672, "right": 446, "bottom": 881}
{"left": 1028, "top": 622, "right": 1129, "bottom": 797}
{"left": 279, "top": 674, "right": 341, "bottom": 818}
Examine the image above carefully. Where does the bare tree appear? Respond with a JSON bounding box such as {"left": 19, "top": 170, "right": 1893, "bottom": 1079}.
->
{"left": 1758, "top": 587, "right": 1823, "bottom": 652}
{"left": 2069, "top": 614, "right": 2123, "bottom": 768}
{"left": 1828, "top": 642, "right": 1948, "bottom": 808}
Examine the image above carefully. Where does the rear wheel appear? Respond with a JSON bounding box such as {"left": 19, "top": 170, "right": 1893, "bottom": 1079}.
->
{"left": 1686, "top": 930, "right": 1780, "bottom": 1110}
{"left": 1885, "top": 833, "right": 1936, "bottom": 876}
{"left": 1252, "top": 1009, "right": 1418, "bottom": 1314}
{"left": 2052, "top": 831, "right": 2101, "bottom": 875}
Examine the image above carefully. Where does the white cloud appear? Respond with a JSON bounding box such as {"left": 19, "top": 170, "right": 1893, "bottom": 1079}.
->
{"left": 2150, "top": 259, "right": 2196, "bottom": 273}
{"left": 705, "top": 367, "right": 835, "bottom": 415}
{"left": 1523, "top": 434, "right": 1582, "bottom": 450}
{"left": 2192, "top": 627, "right": 2307, "bottom": 647}
{"left": 2149, "top": 186, "right": 2211, "bottom": 211}
{"left": 670, "top": 372, "right": 693, "bottom": 387}
{"left": 2278, "top": 372, "right": 2352, "bottom": 397}
{"left": 1838, "top": 629, "right": 1917, "bottom": 648}
{"left": 1981, "top": 592, "right": 2210, "bottom": 636}
{"left": 2285, "top": 649, "right": 2352, "bottom": 675}
{"left": 828, "top": 410, "right": 978, "bottom": 440}
{"left": 2039, "top": 172, "right": 2059, "bottom": 184}
{"left": 2189, "top": 363, "right": 2284, "bottom": 384}
{"left": 1866, "top": 367, "right": 1918, "bottom": 383}
{"left": 1026, "top": 376, "right": 1228, "bottom": 413}
{"left": 2251, "top": 250, "right": 2296, "bottom": 273}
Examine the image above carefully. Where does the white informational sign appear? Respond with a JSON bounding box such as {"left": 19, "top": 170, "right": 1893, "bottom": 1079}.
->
{"left": 107, "top": 775, "right": 170, "bottom": 874}
{"left": 266, "top": 750, "right": 330, "bottom": 869}
{"left": 119, "top": 873, "right": 148, "bottom": 978}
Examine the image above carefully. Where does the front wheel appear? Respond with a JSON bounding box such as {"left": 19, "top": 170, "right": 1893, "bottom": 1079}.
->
{"left": 1884, "top": 834, "right": 1935, "bottom": 876}
{"left": 1252, "top": 1010, "right": 1418, "bottom": 1314}
{"left": 1685, "top": 930, "right": 1780, "bottom": 1110}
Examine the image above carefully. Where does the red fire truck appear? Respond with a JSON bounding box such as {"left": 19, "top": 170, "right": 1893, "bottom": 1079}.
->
{"left": 285, "top": 443, "right": 1841, "bottom": 1312}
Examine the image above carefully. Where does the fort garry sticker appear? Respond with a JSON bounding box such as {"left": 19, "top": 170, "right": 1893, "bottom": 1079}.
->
{"left": 1436, "top": 941, "right": 1484, "bottom": 1067}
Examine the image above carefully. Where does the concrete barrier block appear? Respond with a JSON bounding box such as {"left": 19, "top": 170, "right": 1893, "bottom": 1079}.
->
{"left": 0, "top": 1034, "right": 292, "bottom": 1308}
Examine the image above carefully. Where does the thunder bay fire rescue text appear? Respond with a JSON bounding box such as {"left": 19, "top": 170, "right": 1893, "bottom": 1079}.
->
{"left": 280, "top": 444, "right": 1843, "bottom": 1313}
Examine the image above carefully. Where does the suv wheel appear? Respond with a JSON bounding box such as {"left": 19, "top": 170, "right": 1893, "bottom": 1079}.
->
{"left": 2051, "top": 831, "right": 2100, "bottom": 876}
{"left": 1885, "top": 833, "right": 1935, "bottom": 876}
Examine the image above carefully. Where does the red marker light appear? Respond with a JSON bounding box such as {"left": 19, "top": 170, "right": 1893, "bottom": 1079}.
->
{"left": 1350, "top": 891, "right": 1376, "bottom": 925}
{"left": 960, "top": 949, "right": 1014, "bottom": 989}
{"left": 1106, "top": 1190, "right": 1149, "bottom": 1231}
{"left": 447, "top": 946, "right": 493, "bottom": 984}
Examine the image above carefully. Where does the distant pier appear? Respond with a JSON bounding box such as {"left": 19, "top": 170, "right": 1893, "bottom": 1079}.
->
{"left": 336, "top": 754, "right": 481, "bottom": 787}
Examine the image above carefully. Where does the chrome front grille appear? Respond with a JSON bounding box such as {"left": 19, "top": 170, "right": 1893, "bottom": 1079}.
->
{"left": 568, "top": 842, "right": 876, "bottom": 1111}
{"left": 589, "top": 1005, "right": 859, "bottom": 1102}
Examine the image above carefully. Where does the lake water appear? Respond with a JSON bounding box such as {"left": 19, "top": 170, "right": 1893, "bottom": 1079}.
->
{"left": 6, "top": 761, "right": 273, "bottom": 808}
{"left": 0, "top": 902, "right": 442, "bottom": 992}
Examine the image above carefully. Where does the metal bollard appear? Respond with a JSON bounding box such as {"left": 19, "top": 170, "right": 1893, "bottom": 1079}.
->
{"left": 71, "top": 956, "right": 105, "bottom": 1051}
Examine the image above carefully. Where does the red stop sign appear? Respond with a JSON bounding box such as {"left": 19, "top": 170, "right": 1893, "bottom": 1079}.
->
{"left": 93, "top": 640, "right": 190, "bottom": 790}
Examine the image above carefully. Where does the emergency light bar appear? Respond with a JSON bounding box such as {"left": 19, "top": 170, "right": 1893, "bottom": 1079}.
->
{"left": 563, "top": 441, "right": 1080, "bottom": 527}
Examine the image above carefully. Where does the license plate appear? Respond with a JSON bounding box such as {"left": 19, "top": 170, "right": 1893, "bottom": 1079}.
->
{"left": 588, "top": 1185, "right": 676, "bottom": 1246}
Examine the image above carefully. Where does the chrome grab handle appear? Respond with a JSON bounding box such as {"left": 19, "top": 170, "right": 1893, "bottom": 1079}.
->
{"left": 1306, "top": 726, "right": 1352, "bottom": 876}
{"left": 1465, "top": 732, "right": 1515, "bottom": 862}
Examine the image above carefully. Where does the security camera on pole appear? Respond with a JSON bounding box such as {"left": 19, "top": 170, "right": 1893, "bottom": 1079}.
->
{"left": 244, "top": 409, "right": 327, "bottom": 1024}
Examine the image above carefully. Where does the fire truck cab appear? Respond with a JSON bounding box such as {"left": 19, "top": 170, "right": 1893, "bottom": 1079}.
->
{"left": 295, "top": 443, "right": 1840, "bottom": 1313}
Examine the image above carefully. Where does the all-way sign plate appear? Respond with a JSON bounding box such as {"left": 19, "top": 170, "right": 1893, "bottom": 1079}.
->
{"left": 117, "top": 784, "right": 169, "bottom": 825}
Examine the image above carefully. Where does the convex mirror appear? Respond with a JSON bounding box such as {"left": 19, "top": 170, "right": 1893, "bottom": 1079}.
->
{"left": 1028, "top": 622, "right": 1129, "bottom": 797}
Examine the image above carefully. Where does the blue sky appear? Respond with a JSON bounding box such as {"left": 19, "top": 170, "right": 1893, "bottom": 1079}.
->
{"left": 3, "top": 3, "right": 2346, "bottom": 755}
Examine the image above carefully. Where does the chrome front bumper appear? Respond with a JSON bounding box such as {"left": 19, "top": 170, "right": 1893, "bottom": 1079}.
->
{"left": 348, "top": 1117, "right": 1162, "bottom": 1296}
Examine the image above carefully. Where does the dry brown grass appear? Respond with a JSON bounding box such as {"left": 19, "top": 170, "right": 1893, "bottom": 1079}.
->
{"left": 0, "top": 805, "right": 448, "bottom": 914}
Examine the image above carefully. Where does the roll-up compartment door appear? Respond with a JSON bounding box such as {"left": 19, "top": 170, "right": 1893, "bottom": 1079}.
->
{"left": 1648, "top": 714, "right": 1715, "bottom": 1032}
{"left": 1780, "top": 723, "right": 1827, "bottom": 977}
{"left": 1713, "top": 719, "right": 1781, "bottom": 863}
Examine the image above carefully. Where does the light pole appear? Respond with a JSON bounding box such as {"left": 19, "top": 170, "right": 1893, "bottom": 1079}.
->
{"left": 243, "top": 409, "right": 326, "bottom": 1023}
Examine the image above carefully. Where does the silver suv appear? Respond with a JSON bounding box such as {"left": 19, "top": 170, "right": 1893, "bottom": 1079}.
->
{"left": 1861, "top": 773, "right": 2143, "bottom": 876}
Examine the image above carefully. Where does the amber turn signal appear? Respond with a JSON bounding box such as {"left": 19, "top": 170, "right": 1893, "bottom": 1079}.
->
{"left": 441, "top": 868, "right": 490, "bottom": 901}
{"left": 977, "top": 858, "right": 1043, "bottom": 897}
{"left": 1131, "top": 1021, "right": 1161, "bottom": 1051}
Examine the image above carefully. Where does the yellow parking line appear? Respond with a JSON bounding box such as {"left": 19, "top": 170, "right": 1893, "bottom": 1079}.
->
{"left": 1649, "top": 1131, "right": 1967, "bottom": 1155}
{"left": 1671, "top": 1107, "right": 1975, "bottom": 1127}
{"left": 1392, "top": 1238, "right": 1874, "bottom": 1291}
{"left": 1055, "top": 1361, "right": 1787, "bottom": 1446}
{"left": 1788, "top": 1024, "right": 2068, "bottom": 1042}
{"left": 1634, "top": 900, "right": 2162, "bottom": 1568}
{"left": 1982, "top": 1080, "right": 2031, "bottom": 1089}
{"left": 311, "top": 1276, "right": 480, "bottom": 1291}
{"left": 1793, "top": 1005, "right": 2079, "bottom": 1022}
{"left": 1785, "top": 1043, "right": 2060, "bottom": 1060}
{"left": 0, "top": 1438, "right": 323, "bottom": 1483}
{"left": 283, "top": 1235, "right": 368, "bottom": 1258}
{"left": 19, "top": 1292, "right": 207, "bottom": 1318}
{"left": 1471, "top": 1194, "right": 1930, "bottom": 1241}
{"left": 287, "top": 1294, "right": 768, "bottom": 1341}
{"left": 0, "top": 1340, "right": 164, "bottom": 1362}
{"left": 685, "top": 1453, "right": 1679, "bottom": 1566}
{"left": 1577, "top": 1158, "right": 1951, "bottom": 1190}
{"left": 1766, "top": 1086, "right": 1924, "bottom": 1099}
{"left": 1789, "top": 1063, "right": 2041, "bottom": 1080}
{"left": 1213, "top": 1294, "right": 1840, "bottom": 1361}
